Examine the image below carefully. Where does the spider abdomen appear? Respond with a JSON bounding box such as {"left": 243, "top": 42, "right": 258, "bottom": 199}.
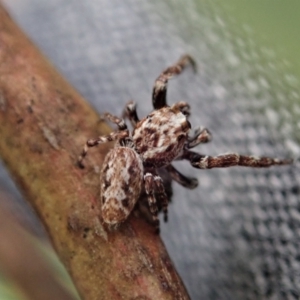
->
{"left": 133, "top": 106, "right": 190, "bottom": 167}
{"left": 100, "top": 147, "right": 144, "bottom": 224}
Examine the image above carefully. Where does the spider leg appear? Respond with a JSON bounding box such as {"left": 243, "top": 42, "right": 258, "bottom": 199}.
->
{"left": 78, "top": 130, "right": 129, "bottom": 168}
{"left": 171, "top": 101, "right": 191, "bottom": 117}
{"left": 103, "top": 112, "right": 127, "bottom": 130}
{"left": 183, "top": 150, "right": 292, "bottom": 169}
{"left": 187, "top": 127, "right": 212, "bottom": 149}
{"left": 122, "top": 100, "right": 140, "bottom": 127}
{"left": 144, "top": 172, "right": 168, "bottom": 233}
{"left": 152, "top": 54, "right": 196, "bottom": 110}
{"left": 153, "top": 175, "right": 169, "bottom": 222}
{"left": 165, "top": 164, "right": 198, "bottom": 189}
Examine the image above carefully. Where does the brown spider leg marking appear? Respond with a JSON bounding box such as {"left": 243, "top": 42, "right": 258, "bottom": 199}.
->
{"left": 187, "top": 127, "right": 212, "bottom": 149}
{"left": 144, "top": 172, "right": 160, "bottom": 233}
{"left": 183, "top": 150, "right": 293, "bottom": 169}
{"left": 103, "top": 112, "right": 127, "bottom": 130}
{"left": 152, "top": 54, "right": 197, "bottom": 110}
{"left": 165, "top": 164, "right": 198, "bottom": 189}
{"left": 171, "top": 101, "right": 191, "bottom": 117}
{"left": 78, "top": 131, "right": 129, "bottom": 168}
{"left": 153, "top": 175, "right": 169, "bottom": 222}
{"left": 122, "top": 100, "right": 140, "bottom": 127}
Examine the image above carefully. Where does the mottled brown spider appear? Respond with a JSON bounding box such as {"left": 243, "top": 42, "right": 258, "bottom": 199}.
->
{"left": 78, "top": 55, "right": 292, "bottom": 233}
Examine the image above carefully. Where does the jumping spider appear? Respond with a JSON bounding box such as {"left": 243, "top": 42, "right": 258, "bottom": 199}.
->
{"left": 78, "top": 55, "right": 292, "bottom": 232}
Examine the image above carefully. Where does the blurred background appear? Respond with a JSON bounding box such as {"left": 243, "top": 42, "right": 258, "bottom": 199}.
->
{"left": 0, "top": 0, "right": 299, "bottom": 299}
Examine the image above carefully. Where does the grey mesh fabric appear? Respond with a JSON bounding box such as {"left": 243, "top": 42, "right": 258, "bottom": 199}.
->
{"left": 1, "top": 1, "right": 299, "bottom": 299}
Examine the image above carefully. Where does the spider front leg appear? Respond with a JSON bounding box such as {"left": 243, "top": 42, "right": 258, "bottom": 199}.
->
{"left": 78, "top": 112, "right": 129, "bottom": 168}
{"left": 122, "top": 100, "right": 140, "bottom": 127}
{"left": 78, "top": 131, "right": 129, "bottom": 168}
{"left": 183, "top": 150, "right": 292, "bottom": 169}
{"left": 187, "top": 127, "right": 212, "bottom": 148}
{"left": 103, "top": 112, "right": 128, "bottom": 130}
{"left": 152, "top": 54, "right": 196, "bottom": 110}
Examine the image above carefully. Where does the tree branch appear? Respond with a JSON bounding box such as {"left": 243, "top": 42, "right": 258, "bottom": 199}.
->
{"left": 0, "top": 4, "right": 190, "bottom": 300}
{"left": 0, "top": 193, "right": 79, "bottom": 300}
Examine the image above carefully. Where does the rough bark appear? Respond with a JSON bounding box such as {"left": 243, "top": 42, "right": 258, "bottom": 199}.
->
{"left": 0, "top": 4, "right": 190, "bottom": 300}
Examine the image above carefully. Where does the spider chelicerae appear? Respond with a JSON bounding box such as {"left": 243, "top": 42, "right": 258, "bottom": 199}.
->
{"left": 78, "top": 55, "right": 292, "bottom": 233}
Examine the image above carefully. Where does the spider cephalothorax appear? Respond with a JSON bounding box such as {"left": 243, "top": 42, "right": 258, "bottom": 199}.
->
{"left": 78, "top": 55, "right": 292, "bottom": 232}
{"left": 133, "top": 105, "right": 191, "bottom": 167}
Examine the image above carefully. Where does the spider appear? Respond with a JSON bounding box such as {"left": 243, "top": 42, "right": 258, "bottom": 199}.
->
{"left": 78, "top": 55, "right": 292, "bottom": 233}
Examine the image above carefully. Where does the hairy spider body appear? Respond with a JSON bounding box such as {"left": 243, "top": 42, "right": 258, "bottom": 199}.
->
{"left": 78, "top": 55, "right": 292, "bottom": 232}
{"left": 133, "top": 106, "right": 190, "bottom": 167}
{"left": 100, "top": 146, "right": 143, "bottom": 224}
